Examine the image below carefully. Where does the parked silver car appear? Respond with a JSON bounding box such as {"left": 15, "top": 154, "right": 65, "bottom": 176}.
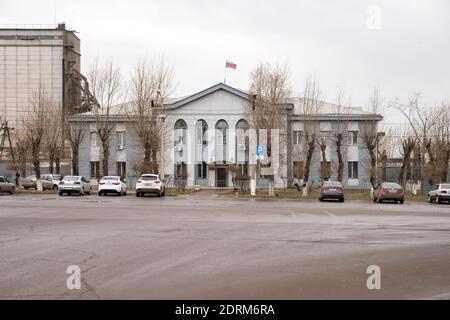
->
{"left": 373, "top": 182, "right": 404, "bottom": 204}
{"left": 41, "top": 174, "right": 61, "bottom": 191}
{"left": 427, "top": 183, "right": 450, "bottom": 204}
{"left": 0, "top": 176, "right": 15, "bottom": 194}
{"left": 58, "top": 176, "right": 91, "bottom": 196}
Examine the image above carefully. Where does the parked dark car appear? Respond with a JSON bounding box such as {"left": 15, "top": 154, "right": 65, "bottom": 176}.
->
{"left": 0, "top": 176, "right": 15, "bottom": 194}
{"left": 373, "top": 182, "right": 404, "bottom": 204}
{"left": 319, "top": 181, "right": 344, "bottom": 202}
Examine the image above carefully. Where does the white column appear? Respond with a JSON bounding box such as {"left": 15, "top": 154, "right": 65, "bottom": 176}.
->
{"left": 207, "top": 120, "right": 216, "bottom": 187}
{"left": 186, "top": 119, "right": 196, "bottom": 187}
{"left": 249, "top": 128, "right": 257, "bottom": 195}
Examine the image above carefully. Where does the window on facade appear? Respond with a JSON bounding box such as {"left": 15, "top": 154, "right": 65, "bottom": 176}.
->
{"left": 216, "top": 120, "right": 228, "bottom": 145}
{"left": 349, "top": 131, "right": 358, "bottom": 146}
{"left": 174, "top": 120, "right": 187, "bottom": 146}
{"left": 293, "top": 131, "right": 303, "bottom": 145}
{"left": 196, "top": 120, "right": 208, "bottom": 145}
{"left": 348, "top": 161, "right": 358, "bottom": 179}
{"left": 117, "top": 162, "right": 126, "bottom": 178}
{"left": 175, "top": 163, "right": 187, "bottom": 178}
{"left": 117, "top": 131, "right": 126, "bottom": 149}
{"left": 90, "top": 161, "right": 100, "bottom": 178}
{"left": 91, "top": 132, "right": 98, "bottom": 147}
{"left": 196, "top": 162, "right": 207, "bottom": 179}
{"left": 293, "top": 161, "right": 304, "bottom": 179}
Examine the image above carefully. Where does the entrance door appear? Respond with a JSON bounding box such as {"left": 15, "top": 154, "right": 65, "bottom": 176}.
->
{"left": 216, "top": 167, "right": 227, "bottom": 187}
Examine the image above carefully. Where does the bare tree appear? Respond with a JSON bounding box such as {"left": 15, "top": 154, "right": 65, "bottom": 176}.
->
{"left": 128, "top": 58, "right": 174, "bottom": 175}
{"left": 43, "top": 104, "right": 62, "bottom": 174}
{"left": 20, "top": 87, "right": 52, "bottom": 191}
{"left": 301, "top": 75, "right": 321, "bottom": 194}
{"left": 246, "top": 62, "right": 292, "bottom": 196}
{"left": 89, "top": 59, "right": 123, "bottom": 177}
{"left": 333, "top": 90, "right": 349, "bottom": 182}
{"left": 398, "top": 136, "right": 416, "bottom": 186}
{"left": 362, "top": 87, "right": 383, "bottom": 188}
{"left": 66, "top": 124, "right": 85, "bottom": 175}
{"left": 394, "top": 93, "right": 438, "bottom": 186}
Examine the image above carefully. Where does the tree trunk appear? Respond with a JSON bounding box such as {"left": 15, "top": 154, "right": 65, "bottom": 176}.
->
{"left": 49, "top": 154, "right": 54, "bottom": 174}
{"left": 152, "top": 149, "right": 158, "bottom": 173}
{"left": 381, "top": 150, "right": 387, "bottom": 182}
{"left": 32, "top": 146, "right": 42, "bottom": 192}
{"left": 303, "top": 135, "right": 315, "bottom": 188}
{"left": 368, "top": 146, "right": 377, "bottom": 188}
{"left": 336, "top": 134, "right": 344, "bottom": 182}
{"left": 72, "top": 145, "right": 79, "bottom": 176}
{"left": 102, "top": 142, "right": 110, "bottom": 176}
{"left": 55, "top": 151, "right": 61, "bottom": 175}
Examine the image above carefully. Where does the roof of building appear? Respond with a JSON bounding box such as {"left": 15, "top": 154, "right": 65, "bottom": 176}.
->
{"left": 70, "top": 82, "right": 381, "bottom": 121}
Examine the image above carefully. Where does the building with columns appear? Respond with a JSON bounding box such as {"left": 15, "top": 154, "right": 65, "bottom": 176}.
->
{"left": 68, "top": 82, "right": 382, "bottom": 189}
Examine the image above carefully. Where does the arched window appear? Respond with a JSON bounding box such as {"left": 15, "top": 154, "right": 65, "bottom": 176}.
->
{"left": 196, "top": 120, "right": 208, "bottom": 145}
{"left": 236, "top": 119, "right": 249, "bottom": 131}
{"left": 215, "top": 120, "right": 228, "bottom": 145}
{"left": 174, "top": 119, "right": 187, "bottom": 145}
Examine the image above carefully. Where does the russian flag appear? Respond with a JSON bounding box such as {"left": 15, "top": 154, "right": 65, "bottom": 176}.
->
{"left": 225, "top": 60, "right": 237, "bottom": 69}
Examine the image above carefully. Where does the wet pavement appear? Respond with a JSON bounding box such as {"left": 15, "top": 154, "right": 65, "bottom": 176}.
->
{"left": 0, "top": 192, "right": 449, "bottom": 299}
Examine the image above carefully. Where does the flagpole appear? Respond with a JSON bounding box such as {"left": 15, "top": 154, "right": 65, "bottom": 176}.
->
{"left": 224, "top": 64, "right": 227, "bottom": 84}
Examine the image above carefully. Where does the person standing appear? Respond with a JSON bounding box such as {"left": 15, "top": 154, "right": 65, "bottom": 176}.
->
{"left": 15, "top": 171, "right": 20, "bottom": 187}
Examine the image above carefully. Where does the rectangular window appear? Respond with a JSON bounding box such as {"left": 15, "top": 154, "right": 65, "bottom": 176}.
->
{"left": 117, "top": 162, "right": 126, "bottom": 177}
{"left": 349, "top": 131, "right": 358, "bottom": 146}
{"left": 196, "top": 162, "right": 207, "bottom": 179}
{"left": 91, "top": 132, "right": 97, "bottom": 147}
{"left": 117, "top": 132, "right": 126, "bottom": 149}
{"left": 90, "top": 161, "right": 100, "bottom": 178}
{"left": 293, "top": 131, "right": 303, "bottom": 145}
{"left": 348, "top": 161, "right": 358, "bottom": 179}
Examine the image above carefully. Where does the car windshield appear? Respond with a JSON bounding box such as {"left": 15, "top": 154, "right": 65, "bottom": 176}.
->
{"left": 102, "top": 176, "right": 119, "bottom": 181}
{"left": 323, "top": 181, "right": 342, "bottom": 187}
{"left": 440, "top": 184, "right": 450, "bottom": 189}
{"left": 63, "top": 176, "right": 80, "bottom": 182}
{"left": 383, "top": 183, "right": 402, "bottom": 189}
{"left": 140, "top": 175, "right": 158, "bottom": 181}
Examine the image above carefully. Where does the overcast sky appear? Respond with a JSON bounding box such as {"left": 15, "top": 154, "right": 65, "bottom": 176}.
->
{"left": 1, "top": 0, "right": 449, "bottom": 122}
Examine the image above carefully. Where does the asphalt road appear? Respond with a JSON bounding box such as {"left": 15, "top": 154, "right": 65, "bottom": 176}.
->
{"left": 1, "top": 192, "right": 450, "bottom": 299}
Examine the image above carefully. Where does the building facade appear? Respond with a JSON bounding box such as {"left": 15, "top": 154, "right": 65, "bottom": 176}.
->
{"left": 69, "top": 83, "right": 383, "bottom": 189}
{"left": 0, "top": 23, "right": 81, "bottom": 133}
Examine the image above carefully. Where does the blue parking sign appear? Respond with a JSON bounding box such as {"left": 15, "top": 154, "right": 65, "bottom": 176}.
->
{"left": 256, "top": 145, "right": 265, "bottom": 156}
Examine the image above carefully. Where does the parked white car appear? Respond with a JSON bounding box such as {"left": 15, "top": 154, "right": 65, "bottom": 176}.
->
{"left": 136, "top": 174, "right": 165, "bottom": 197}
{"left": 58, "top": 176, "right": 91, "bottom": 196}
{"left": 98, "top": 176, "right": 127, "bottom": 196}
{"left": 427, "top": 183, "right": 450, "bottom": 204}
{"left": 41, "top": 174, "right": 61, "bottom": 191}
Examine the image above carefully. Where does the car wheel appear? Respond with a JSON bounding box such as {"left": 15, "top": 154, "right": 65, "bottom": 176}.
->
{"left": 377, "top": 197, "right": 382, "bottom": 203}
{"left": 86, "top": 188, "right": 91, "bottom": 195}
{"left": 124, "top": 191, "right": 127, "bottom": 196}
{"left": 9, "top": 188, "right": 15, "bottom": 195}
{"left": 136, "top": 192, "right": 140, "bottom": 197}
{"left": 400, "top": 200, "right": 404, "bottom": 204}
{"left": 427, "top": 195, "right": 432, "bottom": 203}
{"left": 319, "top": 197, "right": 323, "bottom": 202}
{"left": 59, "top": 191, "right": 63, "bottom": 196}
{"left": 340, "top": 198, "right": 344, "bottom": 202}
{"left": 437, "top": 196, "right": 441, "bottom": 204}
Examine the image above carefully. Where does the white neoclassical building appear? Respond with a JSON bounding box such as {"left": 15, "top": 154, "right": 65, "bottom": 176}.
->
{"left": 69, "top": 82, "right": 382, "bottom": 189}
